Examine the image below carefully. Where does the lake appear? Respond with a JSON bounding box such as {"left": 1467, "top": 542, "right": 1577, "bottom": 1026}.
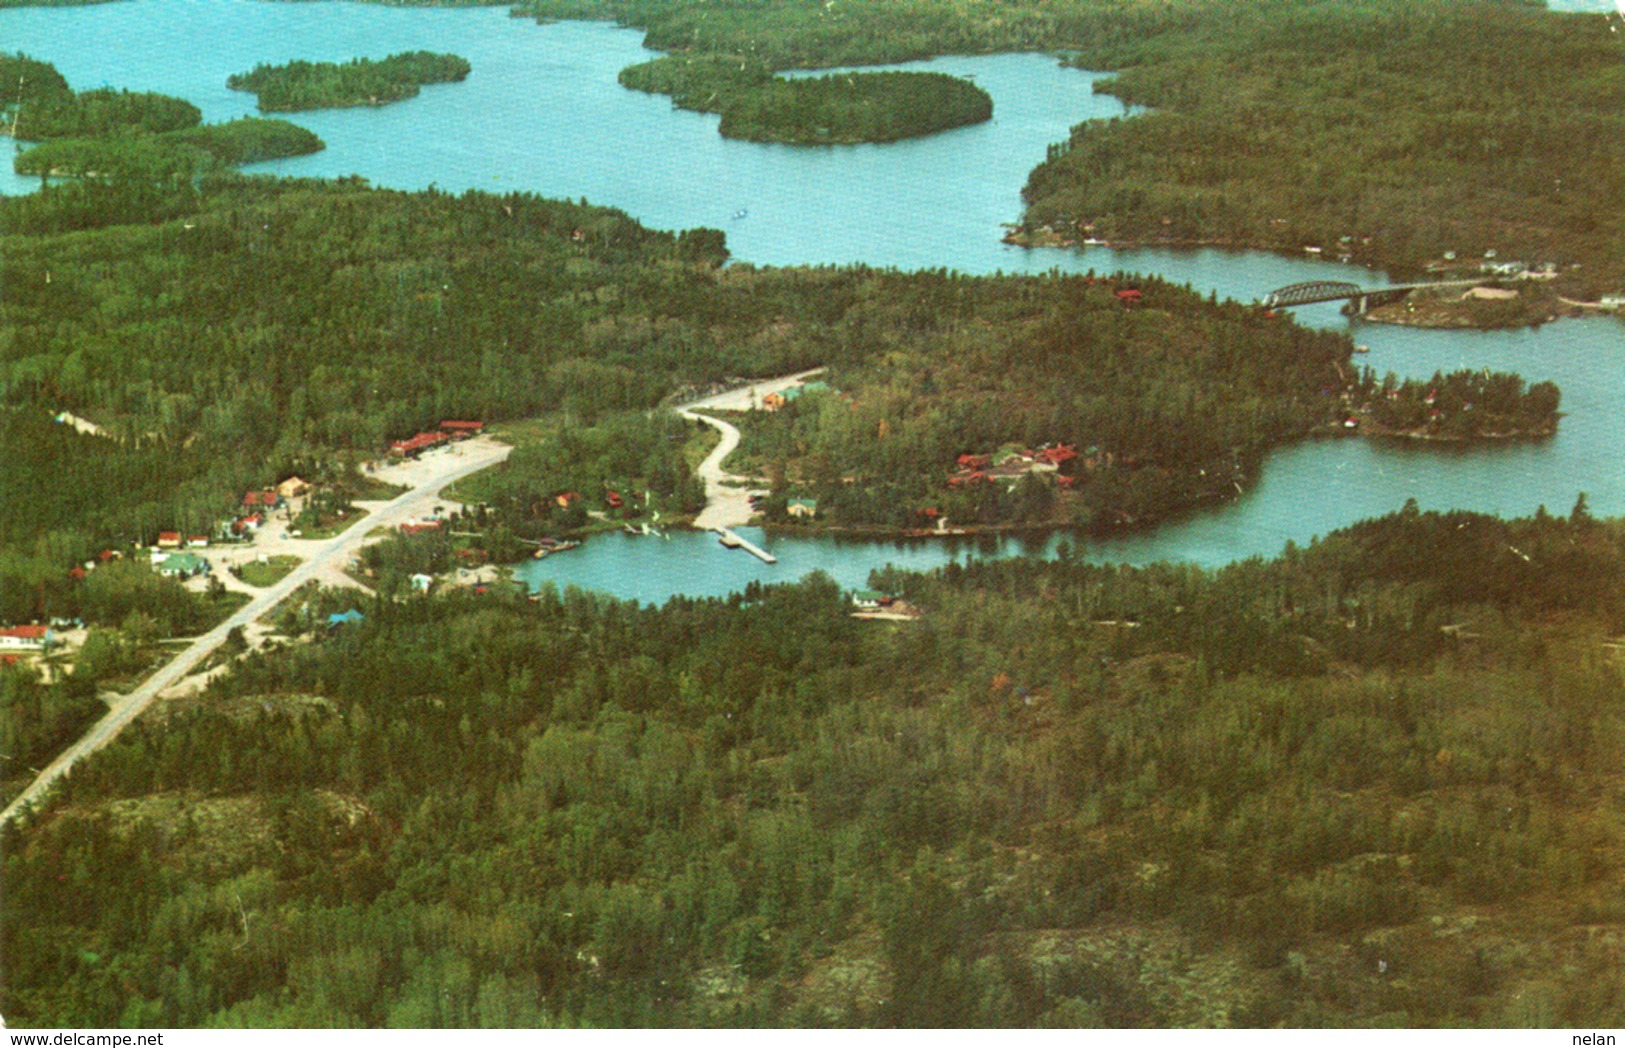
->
{"left": 4, "top": 0, "right": 1620, "bottom": 602}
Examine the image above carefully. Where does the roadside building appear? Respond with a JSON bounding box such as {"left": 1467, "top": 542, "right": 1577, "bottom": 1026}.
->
{"left": 277, "top": 476, "right": 310, "bottom": 499}
{"left": 158, "top": 552, "right": 210, "bottom": 579}
{"left": 156, "top": 531, "right": 183, "bottom": 548}
{"left": 389, "top": 431, "right": 449, "bottom": 458}
{"left": 439, "top": 420, "right": 485, "bottom": 439}
{"left": 242, "top": 489, "right": 284, "bottom": 511}
{"left": 0, "top": 625, "right": 51, "bottom": 651}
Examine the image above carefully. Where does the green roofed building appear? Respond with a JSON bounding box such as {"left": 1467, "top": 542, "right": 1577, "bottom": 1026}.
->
{"left": 782, "top": 381, "right": 831, "bottom": 402}
{"left": 158, "top": 552, "right": 209, "bottom": 578}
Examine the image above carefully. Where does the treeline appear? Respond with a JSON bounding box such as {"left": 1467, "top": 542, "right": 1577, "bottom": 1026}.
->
{"left": 517, "top": 0, "right": 1154, "bottom": 69}
{"left": 3, "top": 504, "right": 1623, "bottom": 1026}
{"left": 620, "top": 57, "right": 991, "bottom": 144}
{"left": 14, "top": 118, "right": 323, "bottom": 179}
{"left": 227, "top": 51, "right": 472, "bottom": 112}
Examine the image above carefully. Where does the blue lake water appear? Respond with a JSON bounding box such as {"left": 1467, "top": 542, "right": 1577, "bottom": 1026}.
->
{"left": 3, "top": 0, "right": 1621, "bottom": 602}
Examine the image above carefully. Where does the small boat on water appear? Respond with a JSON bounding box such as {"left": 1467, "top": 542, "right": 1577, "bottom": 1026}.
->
{"left": 1354, "top": 344, "right": 1371, "bottom": 354}
{"left": 732, "top": 209, "right": 748, "bottom": 220}
{"left": 718, "top": 532, "right": 743, "bottom": 549}
{"left": 532, "top": 537, "right": 581, "bottom": 558}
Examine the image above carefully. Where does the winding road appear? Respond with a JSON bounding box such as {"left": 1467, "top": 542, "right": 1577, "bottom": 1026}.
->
{"left": 0, "top": 438, "right": 511, "bottom": 827}
{"left": 676, "top": 368, "right": 825, "bottom": 530}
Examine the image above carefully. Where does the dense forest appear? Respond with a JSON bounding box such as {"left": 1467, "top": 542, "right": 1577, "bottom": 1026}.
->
{"left": 13, "top": 118, "right": 324, "bottom": 180}
{"left": 519, "top": 0, "right": 1625, "bottom": 290}
{"left": 619, "top": 57, "right": 991, "bottom": 144}
{"left": 9, "top": 87, "right": 200, "bottom": 140}
{"left": 1024, "top": 1, "right": 1625, "bottom": 287}
{"left": 2, "top": 53, "right": 200, "bottom": 140}
{"left": 227, "top": 52, "right": 472, "bottom": 112}
{"left": 4, "top": 504, "right": 1624, "bottom": 1026}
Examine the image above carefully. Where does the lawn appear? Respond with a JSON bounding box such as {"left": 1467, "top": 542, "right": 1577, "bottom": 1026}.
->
{"left": 236, "top": 555, "right": 301, "bottom": 588}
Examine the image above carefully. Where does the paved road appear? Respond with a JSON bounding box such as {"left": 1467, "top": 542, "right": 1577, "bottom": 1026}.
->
{"left": 0, "top": 440, "right": 511, "bottom": 827}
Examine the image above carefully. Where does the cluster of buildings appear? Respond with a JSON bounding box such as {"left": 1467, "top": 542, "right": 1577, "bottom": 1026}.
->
{"left": 761, "top": 382, "right": 831, "bottom": 412}
{"left": 947, "top": 444, "right": 1081, "bottom": 490}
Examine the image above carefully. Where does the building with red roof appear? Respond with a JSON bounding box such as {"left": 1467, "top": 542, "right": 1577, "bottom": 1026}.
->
{"left": 389, "top": 431, "right": 449, "bottom": 458}
{"left": 0, "top": 625, "right": 51, "bottom": 650}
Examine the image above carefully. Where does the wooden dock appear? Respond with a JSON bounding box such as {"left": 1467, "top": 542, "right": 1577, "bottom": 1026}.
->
{"left": 714, "top": 527, "right": 776, "bottom": 564}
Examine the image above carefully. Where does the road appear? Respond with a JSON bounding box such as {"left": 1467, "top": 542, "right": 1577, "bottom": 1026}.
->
{"left": 676, "top": 368, "right": 825, "bottom": 530}
{"left": 0, "top": 438, "right": 511, "bottom": 827}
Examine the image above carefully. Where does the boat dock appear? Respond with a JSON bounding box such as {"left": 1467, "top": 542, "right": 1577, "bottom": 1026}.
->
{"left": 714, "top": 527, "right": 776, "bottom": 564}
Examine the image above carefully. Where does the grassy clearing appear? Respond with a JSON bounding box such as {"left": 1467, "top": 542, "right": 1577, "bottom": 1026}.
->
{"left": 235, "top": 554, "right": 301, "bottom": 588}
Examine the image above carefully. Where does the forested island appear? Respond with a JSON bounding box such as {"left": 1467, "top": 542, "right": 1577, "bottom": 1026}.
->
{"left": 619, "top": 57, "right": 991, "bottom": 144}
{"left": 227, "top": 52, "right": 471, "bottom": 112}
{"left": 2, "top": 55, "right": 322, "bottom": 179}
{"left": 5, "top": 501, "right": 1625, "bottom": 1026}
{"left": 521, "top": 0, "right": 1625, "bottom": 297}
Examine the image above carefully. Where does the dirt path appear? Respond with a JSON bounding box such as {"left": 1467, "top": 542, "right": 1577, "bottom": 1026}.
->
{"left": 676, "top": 368, "right": 824, "bottom": 530}
{"left": 1, "top": 437, "right": 511, "bottom": 828}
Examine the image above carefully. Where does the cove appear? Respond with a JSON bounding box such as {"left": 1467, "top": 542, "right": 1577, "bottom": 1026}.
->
{"left": 3, "top": 0, "right": 1621, "bottom": 603}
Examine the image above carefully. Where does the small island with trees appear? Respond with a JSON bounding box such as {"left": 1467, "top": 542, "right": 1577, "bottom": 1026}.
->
{"left": 619, "top": 56, "right": 991, "bottom": 144}
{"left": 227, "top": 51, "right": 471, "bottom": 112}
